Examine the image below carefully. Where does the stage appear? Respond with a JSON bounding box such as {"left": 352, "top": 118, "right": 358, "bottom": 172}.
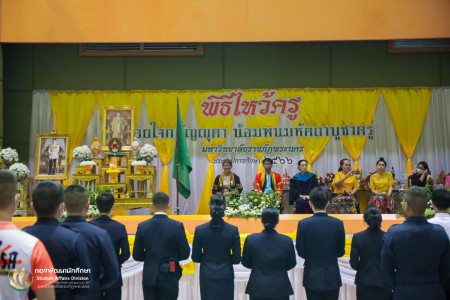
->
{"left": 12, "top": 213, "right": 403, "bottom": 236}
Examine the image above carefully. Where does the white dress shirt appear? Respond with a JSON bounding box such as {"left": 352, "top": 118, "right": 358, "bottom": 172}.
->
{"left": 428, "top": 213, "right": 450, "bottom": 238}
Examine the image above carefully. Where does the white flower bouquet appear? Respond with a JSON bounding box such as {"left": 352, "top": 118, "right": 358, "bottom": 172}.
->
{"left": 131, "top": 160, "right": 147, "bottom": 166}
{"left": 80, "top": 160, "right": 97, "bottom": 166}
{"left": 0, "top": 148, "right": 19, "bottom": 165}
{"left": 86, "top": 205, "right": 100, "bottom": 218}
{"left": 9, "top": 163, "right": 29, "bottom": 179}
{"left": 139, "top": 144, "right": 158, "bottom": 161}
{"left": 73, "top": 145, "right": 92, "bottom": 162}
{"left": 225, "top": 190, "right": 281, "bottom": 219}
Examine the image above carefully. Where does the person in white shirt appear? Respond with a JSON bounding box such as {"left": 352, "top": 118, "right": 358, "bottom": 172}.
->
{"left": 428, "top": 188, "right": 450, "bottom": 238}
{"left": 47, "top": 139, "right": 60, "bottom": 175}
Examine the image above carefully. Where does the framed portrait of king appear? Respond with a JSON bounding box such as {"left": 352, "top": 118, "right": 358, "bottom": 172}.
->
{"left": 102, "top": 106, "right": 135, "bottom": 150}
{"left": 35, "top": 134, "right": 70, "bottom": 180}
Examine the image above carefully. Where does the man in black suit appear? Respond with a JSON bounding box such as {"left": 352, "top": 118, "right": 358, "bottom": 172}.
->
{"left": 133, "top": 192, "right": 190, "bottom": 300}
{"left": 296, "top": 187, "right": 345, "bottom": 300}
{"left": 89, "top": 192, "right": 130, "bottom": 300}
{"left": 24, "top": 181, "right": 92, "bottom": 300}
{"left": 62, "top": 185, "right": 120, "bottom": 300}
{"left": 381, "top": 186, "right": 450, "bottom": 300}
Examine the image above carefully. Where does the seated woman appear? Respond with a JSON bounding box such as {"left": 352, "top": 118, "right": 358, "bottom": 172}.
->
{"left": 331, "top": 158, "right": 361, "bottom": 214}
{"left": 289, "top": 159, "right": 318, "bottom": 214}
{"left": 408, "top": 161, "right": 434, "bottom": 189}
{"left": 369, "top": 158, "right": 396, "bottom": 213}
{"left": 212, "top": 159, "right": 243, "bottom": 194}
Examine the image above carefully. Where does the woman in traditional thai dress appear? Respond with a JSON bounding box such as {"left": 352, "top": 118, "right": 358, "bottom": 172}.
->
{"left": 368, "top": 157, "right": 395, "bottom": 213}
{"left": 331, "top": 159, "right": 361, "bottom": 214}
{"left": 212, "top": 159, "right": 243, "bottom": 194}
{"left": 289, "top": 159, "right": 318, "bottom": 214}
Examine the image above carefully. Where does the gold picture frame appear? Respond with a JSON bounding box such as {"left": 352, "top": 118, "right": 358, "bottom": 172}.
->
{"left": 35, "top": 134, "right": 70, "bottom": 180}
{"left": 102, "top": 106, "right": 135, "bottom": 150}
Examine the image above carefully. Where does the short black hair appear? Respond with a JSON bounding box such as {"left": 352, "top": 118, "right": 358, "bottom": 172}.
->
{"left": 222, "top": 159, "right": 232, "bottom": 166}
{"left": 261, "top": 207, "right": 279, "bottom": 230}
{"left": 0, "top": 171, "right": 17, "bottom": 210}
{"left": 431, "top": 189, "right": 450, "bottom": 210}
{"left": 404, "top": 186, "right": 428, "bottom": 215}
{"left": 263, "top": 157, "right": 273, "bottom": 164}
{"left": 153, "top": 192, "right": 169, "bottom": 210}
{"left": 363, "top": 206, "right": 382, "bottom": 228}
{"left": 298, "top": 159, "right": 308, "bottom": 167}
{"left": 32, "top": 181, "right": 64, "bottom": 217}
{"left": 64, "top": 184, "right": 89, "bottom": 213}
{"left": 309, "top": 187, "right": 329, "bottom": 210}
{"left": 96, "top": 192, "right": 115, "bottom": 213}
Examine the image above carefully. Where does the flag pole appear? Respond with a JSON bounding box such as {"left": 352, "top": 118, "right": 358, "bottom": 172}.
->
{"left": 175, "top": 98, "right": 180, "bottom": 215}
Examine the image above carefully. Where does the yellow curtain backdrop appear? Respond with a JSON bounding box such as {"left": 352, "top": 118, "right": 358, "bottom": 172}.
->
{"left": 383, "top": 88, "right": 432, "bottom": 174}
{"left": 192, "top": 91, "right": 234, "bottom": 215}
{"left": 290, "top": 89, "right": 332, "bottom": 173}
{"left": 96, "top": 91, "right": 144, "bottom": 130}
{"left": 331, "top": 89, "right": 380, "bottom": 171}
{"left": 49, "top": 91, "right": 97, "bottom": 184}
{"left": 144, "top": 91, "right": 191, "bottom": 213}
{"left": 244, "top": 90, "right": 280, "bottom": 174}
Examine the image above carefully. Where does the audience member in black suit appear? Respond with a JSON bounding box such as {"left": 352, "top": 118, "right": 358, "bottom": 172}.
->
{"left": 296, "top": 187, "right": 345, "bottom": 300}
{"left": 62, "top": 185, "right": 119, "bottom": 300}
{"left": 24, "top": 181, "right": 91, "bottom": 300}
{"left": 89, "top": 192, "right": 130, "bottom": 300}
{"left": 242, "top": 207, "right": 296, "bottom": 300}
{"left": 350, "top": 206, "right": 391, "bottom": 300}
{"left": 133, "top": 192, "right": 190, "bottom": 300}
{"left": 381, "top": 186, "right": 450, "bottom": 300}
{"left": 192, "top": 194, "right": 241, "bottom": 300}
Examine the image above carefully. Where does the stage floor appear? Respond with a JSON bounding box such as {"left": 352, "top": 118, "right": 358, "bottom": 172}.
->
{"left": 12, "top": 214, "right": 403, "bottom": 235}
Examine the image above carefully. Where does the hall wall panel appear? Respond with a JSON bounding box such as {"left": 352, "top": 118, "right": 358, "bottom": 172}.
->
{"left": 442, "top": 53, "right": 450, "bottom": 86}
{"left": 125, "top": 44, "right": 224, "bottom": 90}
{"left": 33, "top": 45, "right": 125, "bottom": 90}
{"left": 223, "top": 42, "right": 331, "bottom": 89}
{"left": 3, "top": 45, "right": 33, "bottom": 91}
{"left": 331, "top": 42, "right": 441, "bottom": 87}
{"left": 3, "top": 91, "right": 32, "bottom": 160}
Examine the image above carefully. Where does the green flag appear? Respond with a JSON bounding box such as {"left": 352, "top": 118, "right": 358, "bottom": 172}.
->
{"left": 172, "top": 105, "right": 192, "bottom": 199}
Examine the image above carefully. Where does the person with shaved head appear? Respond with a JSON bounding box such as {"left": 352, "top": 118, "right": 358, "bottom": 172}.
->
{"left": 381, "top": 187, "right": 450, "bottom": 300}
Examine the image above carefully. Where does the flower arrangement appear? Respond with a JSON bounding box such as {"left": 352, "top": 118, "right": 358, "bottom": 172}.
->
{"left": 324, "top": 172, "right": 335, "bottom": 185}
{"left": 139, "top": 144, "right": 158, "bottom": 161}
{"left": 0, "top": 148, "right": 19, "bottom": 165}
{"left": 73, "top": 145, "right": 92, "bottom": 162}
{"left": 80, "top": 160, "right": 97, "bottom": 166}
{"left": 316, "top": 174, "right": 325, "bottom": 186}
{"left": 131, "top": 160, "right": 147, "bottom": 166}
{"left": 225, "top": 189, "right": 282, "bottom": 219}
{"left": 436, "top": 171, "right": 446, "bottom": 185}
{"left": 9, "top": 163, "right": 29, "bottom": 179}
